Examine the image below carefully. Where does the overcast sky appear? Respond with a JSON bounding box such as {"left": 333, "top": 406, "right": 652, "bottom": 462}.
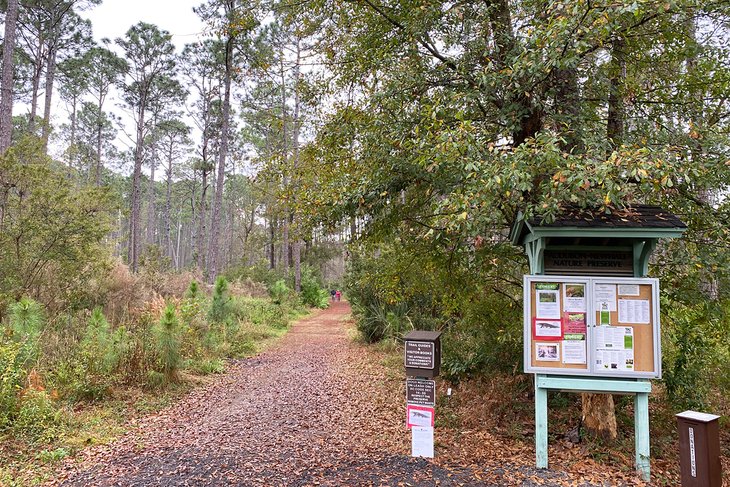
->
{"left": 82, "top": 0, "right": 206, "bottom": 48}
{"left": 46, "top": 1, "right": 211, "bottom": 165}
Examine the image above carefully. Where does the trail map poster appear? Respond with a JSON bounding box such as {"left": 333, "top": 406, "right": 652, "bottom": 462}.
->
{"left": 523, "top": 276, "right": 661, "bottom": 378}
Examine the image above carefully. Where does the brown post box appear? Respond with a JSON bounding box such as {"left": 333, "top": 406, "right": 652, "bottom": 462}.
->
{"left": 404, "top": 330, "right": 442, "bottom": 378}
{"left": 676, "top": 411, "right": 722, "bottom": 487}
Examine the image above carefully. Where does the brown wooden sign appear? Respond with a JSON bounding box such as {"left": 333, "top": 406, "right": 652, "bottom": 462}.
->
{"left": 405, "top": 341, "right": 435, "bottom": 369}
{"left": 406, "top": 379, "right": 436, "bottom": 407}
{"left": 544, "top": 250, "right": 633, "bottom": 276}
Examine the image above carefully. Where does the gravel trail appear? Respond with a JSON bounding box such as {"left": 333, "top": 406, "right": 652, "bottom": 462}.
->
{"left": 52, "top": 303, "right": 605, "bottom": 486}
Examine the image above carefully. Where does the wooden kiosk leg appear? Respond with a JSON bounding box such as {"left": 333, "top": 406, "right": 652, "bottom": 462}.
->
{"left": 634, "top": 391, "right": 650, "bottom": 481}
{"left": 535, "top": 375, "right": 548, "bottom": 469}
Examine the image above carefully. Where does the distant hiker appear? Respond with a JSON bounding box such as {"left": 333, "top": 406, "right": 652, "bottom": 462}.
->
{"left": 335, "top": 290, "right": 342, "bottom": 302}
{"left": 330, "top": 289, "right": 336, "bottom": 301}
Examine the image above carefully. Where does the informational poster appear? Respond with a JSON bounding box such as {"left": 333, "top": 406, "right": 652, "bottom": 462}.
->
{"left": 407, "top": 405, "right": 435, "bottom": 428}
{"left": 563, "top": 284, "right": 586, "bottom": 312}
{"left": 534, "top": 318, "right": 562, "bottom": 339}
{"left": 536, "top": 342, "right": 560, "bottom": 361}
{"left": 618, "top": 299, "right": 650, "bottom": 324}
{"left": 535, "top": 283, "right": 561, "bottom": 319}
{"left": 618, "top": 284, "right": 640, "bottom": 296}
{"left": 594, "top": 326, "right": 634, "bottom": 371}
{"left": 524, "top": 276, "right": 660, "bottom": 378}
{"left": 594, "top": 284, "right": 617, "bottom": 311}
{"left": 562, "top": 340, "right": 587, "bottom": 364}
{"left": 411, "top": 426, "right": 434, "bottom": 458}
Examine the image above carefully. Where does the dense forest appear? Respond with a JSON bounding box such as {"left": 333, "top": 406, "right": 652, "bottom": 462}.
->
{"left": 0, "top": 0, "right": 729, "bottom": 482}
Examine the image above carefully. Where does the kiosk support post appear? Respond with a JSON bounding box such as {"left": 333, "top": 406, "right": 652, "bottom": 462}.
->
{"left": 635, "top": 388, "right": 650, "bottom": 479}
{"left": 535, "top": 376, "right": 548, "bottom": 468}
{"left": 534, "top": 375, "right": 652, "bottom": 481}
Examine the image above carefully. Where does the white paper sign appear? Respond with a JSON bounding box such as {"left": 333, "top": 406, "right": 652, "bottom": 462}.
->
{"left": 594, "top": 284, "right": 617, "bottom": 311}
{"left": 618, "top": 299, "right": 650, "bottom": 324}
{"left": 412, "top": 426, "right": 434, "bottom": 458}
{"left": 562, "top": 340, "right": 587, "bottom": 364}
{"left": 618, "top": 284, "right": 640, "bottom": 296}
{"left": 536, "top": 290, "right": 561, "bottom": 319}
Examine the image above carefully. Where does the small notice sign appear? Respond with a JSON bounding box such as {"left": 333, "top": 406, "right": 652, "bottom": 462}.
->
{"left": 411, "top": 426, "right": 434, "bottom": 458}
{"left": 406, "top": 404, "right": 435, "bottom": 428}
{"left": 406, "top": 379, "right": 436, "bottom": 407}
{"left": 405, "top": 341, "right": 435, "bottom": 369}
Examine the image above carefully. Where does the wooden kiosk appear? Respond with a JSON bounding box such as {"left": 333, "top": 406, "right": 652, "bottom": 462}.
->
{"left": 509, "top": 205, "right": 686, "bottom": 480}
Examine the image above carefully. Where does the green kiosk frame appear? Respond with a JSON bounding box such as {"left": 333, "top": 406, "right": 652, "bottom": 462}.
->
{"left": 510, "top": 205, "right": 686, "bottom": 481}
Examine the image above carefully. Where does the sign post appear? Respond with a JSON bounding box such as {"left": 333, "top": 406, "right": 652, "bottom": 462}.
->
{"left": 404, "top": 331, "right": 442, "bottom": 458}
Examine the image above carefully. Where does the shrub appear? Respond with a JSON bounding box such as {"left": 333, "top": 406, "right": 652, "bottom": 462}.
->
{"left": 0, "top": 339, "right": 24, "bottom": 430}
{"left": 151, "top": 304, "right": 182, "bottom": 379}
{"left": 208, "top": 277, "right": 232, "bottom": 323}
{"left": 7, "top": 298, "right": 45, "bottom": 365}
{"left": 662, "top": 302, "right": 712, "bottom": 410}
{"left": 13, "top": 390, "right": 65, "bottom": 444}
{"left": 299, "top": 265, "right": 330, "bottom": 309}
{"left": 270, "top": 280, "right": 290, "bottom": 305}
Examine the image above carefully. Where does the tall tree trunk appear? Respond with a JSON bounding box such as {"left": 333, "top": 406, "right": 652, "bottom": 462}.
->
{"left": 164, "top": 142, "right": 174, "bottom": 261}
{"left": 554, "top": 65, "right": 582, "bottom": 153}
{"left": 28, "top": 39, "right": 43, "bottom": 134}
{"left": 128, "top": 105, "right": 146, "bottom": 272}
{"left": 0, "top": 0, "right": 19, "bottom": 152}
{"left": 95, "top": 101, "right": 104, "bottom": 185}
{"left": 207, "top": 23, "right": 234, "bottom": 283}
{"left": 147, "top": 156, "right": 157, "bottom": 245}
{"left": 279, "top": 51, "right": 289, "bottom": 273}
{"left": 292, "top": 39, "right": 302, "bottom": 292}
{"left": 269, "top": 217, "right": 276, "bottom": 270}
{"left": 41, "top": 46, "right": 57, "bottom": 150}
{"left": 69, "top": 95, "right": 79, "bottom": 169}
{"left": 197, "top": 165, "right": 208, "bottom": 271}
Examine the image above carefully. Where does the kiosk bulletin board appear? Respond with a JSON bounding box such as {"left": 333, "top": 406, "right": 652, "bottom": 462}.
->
{"left": 523, "top": 275, "right": 661, "bottom": 379}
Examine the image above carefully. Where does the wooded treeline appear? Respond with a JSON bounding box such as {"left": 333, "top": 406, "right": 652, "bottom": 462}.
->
{"left": 1, "top": 0, "right": 729, "bottom": 444}
{"left": 284, "top": 0, "right": 730, "bottom": 434}
{"left": 0, "top": 0, "right": 346, "bottom": 310}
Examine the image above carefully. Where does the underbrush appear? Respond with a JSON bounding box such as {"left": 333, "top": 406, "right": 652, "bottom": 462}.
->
{"left": 0, "top": 264, "right": 310, "bottom": 485}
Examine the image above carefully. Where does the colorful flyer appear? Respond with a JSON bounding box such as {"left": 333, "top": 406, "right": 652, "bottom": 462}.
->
{"left": 533, "top": 318, "right": 562, "bottom": 340}
{"left": 564, "top": 313, "right": 587, "bottom": 335}
{"left": 406, "top": 405, "right": 435, "bottom": 428}
{"left": 563, "top": 284, "right": 586, "bottom": 312}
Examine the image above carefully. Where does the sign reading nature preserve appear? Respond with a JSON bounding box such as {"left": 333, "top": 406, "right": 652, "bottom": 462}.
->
{"left": 523, "top": 276, "right": 661, "bottom": 378}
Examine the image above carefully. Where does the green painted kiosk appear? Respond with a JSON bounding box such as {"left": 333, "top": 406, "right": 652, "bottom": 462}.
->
{"left": 510, "top": 205, "right": 686, "bottom": 480}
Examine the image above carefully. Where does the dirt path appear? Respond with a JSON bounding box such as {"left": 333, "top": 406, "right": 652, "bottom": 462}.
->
{"left": 52, "top": 303, "right": 604, "bottom": 486}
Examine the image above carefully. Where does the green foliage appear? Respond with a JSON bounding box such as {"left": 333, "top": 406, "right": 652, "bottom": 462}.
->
{"left": 299, "top": 266, "right": 330, "bottom": 309}
{"left": 208, "top": 277, "right": 232, "bottom": 323}
{"left": 0, "top": 137, "right": 113, "bottom": 312}
{"left": 185, "top": 280, "right": 201, "bottom": 300}
{"left": 13, "top": 390, "right": 66, "bottom": 445}
{"left": 7, "top": 298, "right": 44, "bottom": 343}
{"left": 661, "top": 301, "right": 722, "bottom": 411}
{"left": 6, "top": 298, "right": 44, "bottom": 365}
{"left": 0, "top": 339, "right": 24, "bottom": 430}
{"left": 187, "top": 358, "right": 225, "bottom": 375}
{"left": 152, "top": 304, "right": 183, "bottom": 379}
{"left": 269, "top": 279, "right": 290, "bottom": 305}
